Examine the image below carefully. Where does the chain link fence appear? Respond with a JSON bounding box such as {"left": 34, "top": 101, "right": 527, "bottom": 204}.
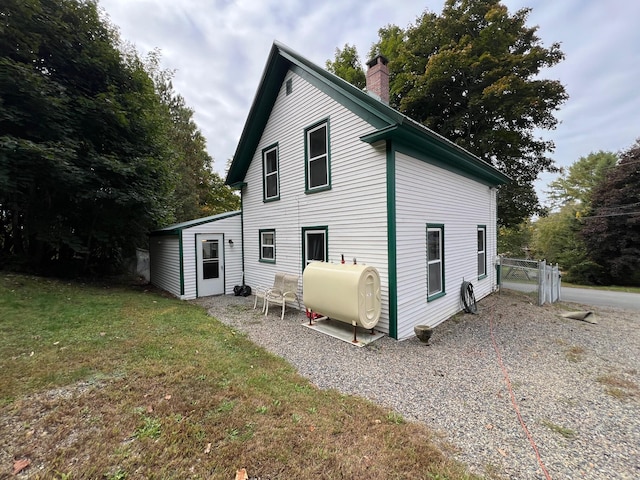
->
{"left": 497, "top": 257, "right": 561, "bottom": 305}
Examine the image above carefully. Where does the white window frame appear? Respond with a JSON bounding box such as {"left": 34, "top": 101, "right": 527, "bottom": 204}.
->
{"left": 262, "top": 144, "right": 279, "bottom": 201}
{"left": 302, "top": 227, "right": 327, "bottom": 268}
{"left": 259, "top": 229, "right": 275, "bottom": 263}
{"left": 426, "top": 224, "right": 445, "bottom": 300}
{"left": 305, "top": 120, "right": 330, "bottom": 192}
{"left": 478, "top": 225, "right": 487, "bottom": 279}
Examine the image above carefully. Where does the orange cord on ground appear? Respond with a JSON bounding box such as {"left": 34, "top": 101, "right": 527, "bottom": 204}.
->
{"left": 488, "top": 297, "right": 553, "bottom": 480}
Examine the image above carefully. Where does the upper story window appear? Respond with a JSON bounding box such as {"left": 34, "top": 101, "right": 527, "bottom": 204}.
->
{"left": 477, "top": 225, "right": 487, "bottom": 278}
{"left": 426, "top": 224, "right": 445, "bottom": 301}
{"left": 304, "top": 119, "right": 331, "bottom": 193}
{"left": 262, "top": 144, "right": 279, "bottom": 202}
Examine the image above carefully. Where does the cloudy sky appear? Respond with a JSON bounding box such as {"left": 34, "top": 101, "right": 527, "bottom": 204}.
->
{"left": 99, "top": 0, "right": 639, "bottom": 204}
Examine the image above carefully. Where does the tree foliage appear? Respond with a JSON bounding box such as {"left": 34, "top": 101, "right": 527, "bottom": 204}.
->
{"left": 0, "top": 0, "right": 173, "bottom": 273}
{"left": 151, "top": 63, "right": 239, "bottom": 221}
{"left": 326, "top": 44, "right": 366, "bottom": 90}
{"left": 497, "top": 221, "right": 533, "bottom": 257}
{"left": 0, "top": 0, "right": 237, "bottom": 274}
{"left": 546, "top": 151, "right": 618, "bottom": 212}
{"left": 581, "top": 141, "right": 640, "bottom": 285}
{"left": 531, "top": 203, "right": 587, "bottom": 269}
{"left": 532, "top": 151, "right": 617, "bottom": 284}
{"left": 332, "top": 0, "right": 568, "bottom": 227}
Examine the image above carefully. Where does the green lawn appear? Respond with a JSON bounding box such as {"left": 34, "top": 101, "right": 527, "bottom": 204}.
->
{"left": 0, "top": 274, "right": 480, "bottom": 480}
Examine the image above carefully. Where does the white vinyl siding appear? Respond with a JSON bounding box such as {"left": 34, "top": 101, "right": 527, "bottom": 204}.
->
{"left": 180, "top": 214, "right": 243, "bottom": 299}
{"left": 241, "top": 71, "right": 390, "bottom": 332}
{"left": 395, "top": 152, "right": 498, "bottom": 339}
{"left": 150, "top": 214, "right": 243, "bottom": 300}
{"left": 149, "top": 235, "right": 182, "bottom": 298}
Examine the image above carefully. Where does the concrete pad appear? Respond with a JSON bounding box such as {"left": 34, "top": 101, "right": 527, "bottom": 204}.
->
{"left": 302, "top": 318, "right": 385, "bottom": 347}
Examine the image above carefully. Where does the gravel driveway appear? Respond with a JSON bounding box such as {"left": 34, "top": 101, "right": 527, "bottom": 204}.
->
{"left": 194, "top": 289, "right": 640, "bottom": 480}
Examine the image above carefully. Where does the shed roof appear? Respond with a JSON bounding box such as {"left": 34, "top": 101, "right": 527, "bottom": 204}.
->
{"left": 225, "top": 41, "right": 510, "bottom": 187}
{"left": 149, "top": 211, "right": 241, "bottom": 236}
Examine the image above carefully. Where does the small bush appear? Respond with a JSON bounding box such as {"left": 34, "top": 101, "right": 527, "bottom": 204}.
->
{"left": 564, "top": 260, "right": 607, "bottom": 285}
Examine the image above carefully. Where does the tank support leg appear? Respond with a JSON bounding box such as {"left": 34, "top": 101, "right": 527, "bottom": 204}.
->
{"left": 352, "top": 325, "right": 358, "bottom": 343}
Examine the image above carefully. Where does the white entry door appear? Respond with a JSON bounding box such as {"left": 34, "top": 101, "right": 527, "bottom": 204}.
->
{"left": 196, "top": 234, "right": 224, "bottom": 296}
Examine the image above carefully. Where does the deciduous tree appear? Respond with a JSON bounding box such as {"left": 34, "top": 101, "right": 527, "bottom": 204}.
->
{"left": 151, "top": 66, "right": 239, "bottom": 221}
{"left": 0, "top": 0, "right": 173, "bottom": 273}
{"left": 582, "top": 141, "right": 640, "bottom": 285}
{"left": 326, "top": 44, "right": 366, "bottom": 90}
{"left": 334, "top": 0, "right": 569, "bottom": 227}
{"left": 546, "top": 151, "right": 618, "bottom": 212}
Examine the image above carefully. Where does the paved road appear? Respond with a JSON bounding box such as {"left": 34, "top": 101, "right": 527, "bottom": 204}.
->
{"left": 502, "top": 282, "right": 640, "bottom": 311}
{"left": 560, "top": 287, "right": 640, "bottom": 311}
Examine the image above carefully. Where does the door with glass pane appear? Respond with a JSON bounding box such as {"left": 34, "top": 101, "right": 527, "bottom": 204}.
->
{"left": 196, "top": 234, "right": 224, "bottom": 296}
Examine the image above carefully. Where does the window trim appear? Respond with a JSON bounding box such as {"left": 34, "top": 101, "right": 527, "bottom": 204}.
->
{"left": 304, "top": 118, "right": 331, "bottom": 194}
{"left": 477, "top": 225, "right": 487, "bottom": 279}
{"left": 259, "top": 229, "right": 276, "bottom": 263}
{"left": 301, "top": 226, "right": 328, "bottom": 269}
{"left": 262, "top": 143, "right": 280, "bottom": 202}
{"left": 426, "top": 223, "right": 445, "bottom": 301}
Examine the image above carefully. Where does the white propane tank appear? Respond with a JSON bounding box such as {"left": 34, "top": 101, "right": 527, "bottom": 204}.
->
{"left": 302, "top": 262, "right": 381, "bottom": 329}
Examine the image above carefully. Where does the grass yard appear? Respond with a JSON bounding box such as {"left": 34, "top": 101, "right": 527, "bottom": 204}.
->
{"left": 0, "top": 274, "right": 478, "bottom": 479}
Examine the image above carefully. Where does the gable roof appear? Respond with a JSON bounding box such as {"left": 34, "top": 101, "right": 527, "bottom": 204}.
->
{"left": 225, "top": 41, "right": 509, "bottom": 187}
{"left": 149, "top": 210, "right": 241, "bottom": 236}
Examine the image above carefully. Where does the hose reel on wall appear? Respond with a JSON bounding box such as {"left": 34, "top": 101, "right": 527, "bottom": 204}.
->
{"left": 461, "top": 280, "right": 478, "bottom": 314}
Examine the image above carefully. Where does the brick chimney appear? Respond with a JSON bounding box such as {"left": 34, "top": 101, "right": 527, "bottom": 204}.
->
{"left": 366, "top": 54, "right": 389, "bottom": 104}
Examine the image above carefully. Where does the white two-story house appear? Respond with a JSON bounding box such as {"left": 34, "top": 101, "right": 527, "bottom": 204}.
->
{"left": 222, "top": 41, "right": 509, "bottom": 340}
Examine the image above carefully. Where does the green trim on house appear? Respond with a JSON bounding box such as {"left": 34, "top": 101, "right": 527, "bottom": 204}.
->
{"left": 149, "top": 211, "right": 242, "bottom": 236}
{"left": 258, "top": 228, "right": 276, "bottom": 264}
{"left": 240, "top": 189, "right": 245, "bottom": 283}
{"left": 386, "top": 141, "right": 398, "bottom": 339}
{"left": 426, "top": 223, "right": 445, "bottom": 302}
{"left": 288, "top": 64, "right": 392, "bottom": 130}
{"left": 360, "top": 125, "right": 510, "bottom": 187}
{"left": 194, "top": 235, "right": 199, "bottom": 298}
{"left": 303, "top": 118, "right": 332, "bottom": 194}
{"left": 179, "top": 231, "right": 185, "bottom": 296}
{"left": 226, "top": 41, "right": 509, "bottom": 188}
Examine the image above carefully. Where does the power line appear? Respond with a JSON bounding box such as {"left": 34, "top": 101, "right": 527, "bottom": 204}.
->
{"left": 579, "top": 211, "right": 640, "bottom": 219}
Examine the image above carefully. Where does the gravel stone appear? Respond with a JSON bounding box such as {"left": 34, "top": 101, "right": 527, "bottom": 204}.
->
{"left": 194, "top": 289, "right": 640, "bottom": 480}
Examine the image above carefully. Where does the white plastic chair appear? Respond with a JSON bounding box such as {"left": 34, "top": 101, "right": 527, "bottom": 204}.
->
{"left": 253, "top": 272, "right": 285, "bottom": 313}
{"left": 265, "top": 273, "right": 300, "bottom": 320}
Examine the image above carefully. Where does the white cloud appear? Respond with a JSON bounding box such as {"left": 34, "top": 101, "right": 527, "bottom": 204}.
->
{"left": 99, "top": 0, "right": 640, "bottom": 204}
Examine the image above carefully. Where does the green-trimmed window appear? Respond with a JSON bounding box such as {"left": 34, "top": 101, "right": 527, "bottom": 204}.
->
{"left": 304, "top": 120, "right": 331, "bottom": 192}
{"left": 262, "top": 144, "right": 279, "bottom": 201}
{"left": 426, "top": 224, "right": 445, "bottom": 300}
{"left": 302, "top": 226, "right": 328, "bottom": 268}
{"left": 477, "top": 225, "right": 487, "bottom": 278}
{"left": 259, "top": 229, "right": 275, "bottom": 263}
